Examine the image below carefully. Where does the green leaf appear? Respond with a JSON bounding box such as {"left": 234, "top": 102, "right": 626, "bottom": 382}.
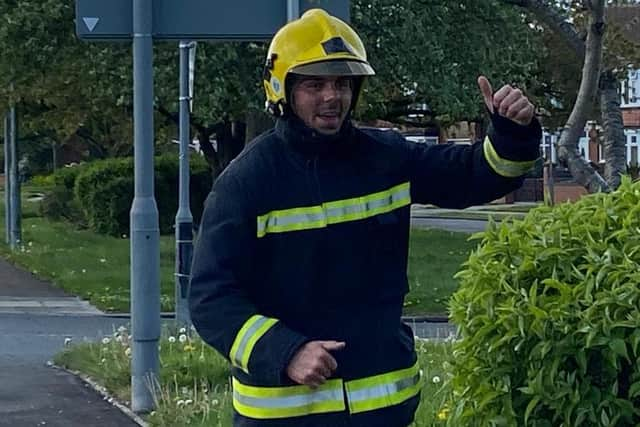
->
{"left": 524, "top": 396, "right": 540, "bottom": 425}
{"left": 609, "top": 339, "right": 629, "bottom": 361}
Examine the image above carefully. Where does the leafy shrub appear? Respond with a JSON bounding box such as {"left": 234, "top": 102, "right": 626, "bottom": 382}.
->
{"left": 40, "top": 184, "right": 85, "bottom": 225}
{"left": 448, "top": 177, "right": 640, "bottom": 426}
{"left": 40, "top": 164, "right": 92, "bottom": 224}
{"left": 74, "top": 155, "right": 211, "bottom": 236}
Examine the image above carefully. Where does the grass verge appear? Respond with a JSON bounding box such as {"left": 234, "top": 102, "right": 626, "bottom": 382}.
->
{"left": 54, "top": 327, "right": 454, "bottom": 426}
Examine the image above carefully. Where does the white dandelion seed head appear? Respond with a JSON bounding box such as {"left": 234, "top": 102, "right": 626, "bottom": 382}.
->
{"left": 185, "top": 399, "right": 193, "bottom": 405}
{"left": 211, "top": 398, "right": 219, "bottom": 406}
{"left": 64, "top": 337, "right": 72, "bottom": 346}
{"left": 125, "top": 348, "right": 132, "bottom": 357}
{"left": 102, "top": 337, "right": 111, "bottom": 345}
{"left": 177, "top": 399, "right": 185, "bottom": 406}
{"left": 179, "top": 334, "right": 187, "bottom": 343}
{"left": 168, "top": 336, "right": 176, "bottom": 343}
{"left": 432, "top": 375, "right": 441, "bottom": 384}
{"left": 179, "top": 327, "right": 187, "bottom": 334}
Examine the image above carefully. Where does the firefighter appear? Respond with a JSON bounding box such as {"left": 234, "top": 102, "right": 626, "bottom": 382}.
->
{"left": 190, "top": 8, "right": 540, "bottom": 427}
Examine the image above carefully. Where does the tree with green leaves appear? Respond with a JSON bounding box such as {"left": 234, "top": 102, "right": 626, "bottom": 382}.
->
{"left": 0, "top": 0, "right": 545, "bottom": 180}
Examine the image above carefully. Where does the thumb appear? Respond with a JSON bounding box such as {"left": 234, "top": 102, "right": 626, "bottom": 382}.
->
{"left": 477, "top": 76, "right": 494, "bottom": 114}
{"left": 318, "top": 341, "right": 346, "bottom": 352}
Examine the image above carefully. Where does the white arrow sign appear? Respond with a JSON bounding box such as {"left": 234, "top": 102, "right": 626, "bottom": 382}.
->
{"left": 83, "top": 17, "right": 99, "bottom": 32}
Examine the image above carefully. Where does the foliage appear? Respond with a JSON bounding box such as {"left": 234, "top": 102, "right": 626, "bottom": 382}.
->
{"left": 0, "top": 0, "right": 545, "bottom": 146}
{"left": 448, "top": 177, "right": 640, "bottom": 426}
{"left": 72, "top": 155, "right": 211, "bottom": 236}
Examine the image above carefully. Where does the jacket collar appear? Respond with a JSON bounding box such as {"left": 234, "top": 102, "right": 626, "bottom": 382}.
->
{"left": 275, "top": 114, "right": 357, "bottom": 158}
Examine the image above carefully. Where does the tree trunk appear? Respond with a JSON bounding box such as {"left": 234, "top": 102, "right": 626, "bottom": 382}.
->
{"left": 600, "top": 70, "right": 627, "bottom": 190}
{"left": 503, "top": 0, "right": 615, "bottom": 193}
{"left": 245, "top": 109, "right": 275, "bottom": 144}
{"left": 555, "top": 0, "right": 609, "bottom": 193}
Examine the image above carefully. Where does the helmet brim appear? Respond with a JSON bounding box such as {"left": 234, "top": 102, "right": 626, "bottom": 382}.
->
{"left": 290, "top": 60, "right": 375, "bottom": 77}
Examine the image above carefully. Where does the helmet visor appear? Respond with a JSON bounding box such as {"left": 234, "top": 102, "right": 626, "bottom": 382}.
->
{"left": 290, "top": 60, "right": 375, "bottom": 77}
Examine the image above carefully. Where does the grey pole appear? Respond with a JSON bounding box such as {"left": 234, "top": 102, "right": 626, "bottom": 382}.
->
{"left": 287, "top": 0, "right": 300, "bottom": 21}
{"left": 131, "top": 0, "right": 160, "bottom": 413}
{"left": 4, "top": 112, "right": 11, "bottom": 245}
{"left": 8, "top": 106, "right": 20, "bottom": 250}
{"left": 174, "top": 41, "right": 194, "bottom": 327}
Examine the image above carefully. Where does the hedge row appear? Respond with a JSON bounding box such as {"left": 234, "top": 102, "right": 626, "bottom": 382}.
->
{"left": 41, "top": 155, "right": 212, "bottom": 236}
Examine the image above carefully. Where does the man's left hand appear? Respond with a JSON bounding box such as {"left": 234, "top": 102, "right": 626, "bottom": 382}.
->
{"left": 478, "top": 75, "right": 535, "bottom": 126}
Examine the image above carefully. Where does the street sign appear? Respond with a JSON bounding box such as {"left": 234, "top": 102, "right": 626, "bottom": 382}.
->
{"left": 76, "top": 0, "right": 349, "bottom": 41}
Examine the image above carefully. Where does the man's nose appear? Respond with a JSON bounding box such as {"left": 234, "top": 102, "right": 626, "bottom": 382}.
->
{"left": 320, "top": 82, "right": 341, "bottom": 101}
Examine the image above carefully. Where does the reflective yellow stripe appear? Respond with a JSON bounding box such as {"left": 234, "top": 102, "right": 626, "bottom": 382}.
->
{"left": 231, "top": 362, "right": 423, "bottom": 419}
{"left": 232, "top": 377, "right": 345, "bottom": 419}
{"left": 483, "top": 136, "right": 536, "bottom": 178}
{"left": 256, "top": 182, "right": 411, "bottom": 238}
{"left": 229, "top": 315, "right": 278, "bottom": 374}
{"left": 344, "top": 361, "right": 423, "bottom": 414}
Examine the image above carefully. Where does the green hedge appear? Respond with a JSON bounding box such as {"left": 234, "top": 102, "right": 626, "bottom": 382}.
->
{"left": 42, "top": 156, "right": 211, "bottom": 236}
{"left": 448, "top": 177, "right": 640, "bottom": 426}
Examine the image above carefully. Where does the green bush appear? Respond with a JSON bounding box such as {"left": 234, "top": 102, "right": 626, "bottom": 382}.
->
{"left": 74, "top": 155, "right": 211, "bottom": 236}
{"left": 40, "top": 165, "right": 92, "bottom": 224}
{"left": 448, "top": 177, "right": 640, "bottom": 426}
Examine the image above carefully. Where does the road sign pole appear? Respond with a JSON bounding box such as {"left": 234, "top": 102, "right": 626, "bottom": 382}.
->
{"left": 174, "top": 41, "right": 194, "bottom": 328}
{"left": 287, "top": 0, "right": 300, "bottom": 21}
{"left": 130, "top": 0, "right": 161, "bottom": 413}
{"left": 3, "top": 112, "right": 11, "bottom": 245}
{"left": 8, "top": 105, "right": 20, "bottom": 250}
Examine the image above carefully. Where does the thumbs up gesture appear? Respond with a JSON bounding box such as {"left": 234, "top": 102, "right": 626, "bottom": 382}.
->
{"left": 478, "top": 76, "right": 535, "bottom": 126}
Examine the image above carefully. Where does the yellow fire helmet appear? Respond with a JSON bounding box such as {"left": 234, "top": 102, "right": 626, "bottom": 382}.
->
{"left": 263, "top": 8, "right": 375, "bottom": 116}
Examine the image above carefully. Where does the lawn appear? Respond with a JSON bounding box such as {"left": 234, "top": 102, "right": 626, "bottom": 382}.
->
{"left": 54, "top": 326, "right": 455, "bottom": 426}
{"left": 0, "top": 185, "right": 476, "bottom": 315}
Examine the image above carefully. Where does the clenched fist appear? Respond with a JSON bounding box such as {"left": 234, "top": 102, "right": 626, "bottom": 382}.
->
{"left": 478, "top": 75, "right": 535, "bottom": 126}
{"left": 286, "top": 340, "right": 346, "bottom": 388}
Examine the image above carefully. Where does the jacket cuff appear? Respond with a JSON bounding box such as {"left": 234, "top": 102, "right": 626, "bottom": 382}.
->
{"left": 487, "top": 112, "right": 541, "bottom": 162}
{"left": 231, "top": 317, "right": 308, "bottom": 383}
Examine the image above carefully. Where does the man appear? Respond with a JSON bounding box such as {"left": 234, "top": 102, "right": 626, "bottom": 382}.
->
{"left": 189, "top": 8, "right": 541, "bottom": 427}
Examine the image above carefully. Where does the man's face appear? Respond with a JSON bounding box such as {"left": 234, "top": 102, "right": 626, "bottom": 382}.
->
{"left": 290, "top": 76, "right": 353, "bottom": 135}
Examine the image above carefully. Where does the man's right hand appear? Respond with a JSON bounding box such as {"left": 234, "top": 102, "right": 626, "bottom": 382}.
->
{"left": 286, "top": 340, "right": 346, "bottom": 388}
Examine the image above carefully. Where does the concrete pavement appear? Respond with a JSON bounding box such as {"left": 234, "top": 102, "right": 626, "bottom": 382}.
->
{"left": 0, "top": 257, "right": 139, "bottom": 427}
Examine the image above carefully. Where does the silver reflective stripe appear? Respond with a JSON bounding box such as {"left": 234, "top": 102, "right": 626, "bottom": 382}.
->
{"left": 231, "top": 316, "right": 271, "bottom": 367}
{"left": 265, "top": 211, "right": 326, "bottom": 229}
{"left": 256, "top": 182, "right": 411, "bottom": 238}
{"left": 347, "top": 373, "right": 421, "bottom": 403}
{"left": 234, "top": 388, "right": 343, "bottom": 409}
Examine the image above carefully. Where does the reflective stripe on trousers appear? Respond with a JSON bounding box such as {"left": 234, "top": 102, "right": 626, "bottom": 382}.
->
{"left": 232, "top": 361, "right": 422, "bottom": 419}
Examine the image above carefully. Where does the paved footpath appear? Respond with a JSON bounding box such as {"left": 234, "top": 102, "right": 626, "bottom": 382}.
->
{"left": 0, "top": 257, "right": 138, "bottom": 427}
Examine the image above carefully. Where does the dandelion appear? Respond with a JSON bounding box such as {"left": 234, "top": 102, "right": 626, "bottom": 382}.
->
{"left": 179, "top": 334, "right": 188, "bottom": 343}
{"left": 82, "top": 269, "right": 87, "bottom": 273}
{"left": 177, "top": 399, "right": 185, "bottom": 406}
{"left": 28, "top": 241, "right": 33, "bottom": 247}
{"left": 125, "top": 347, "right": 132, "bottom": 357}
{"left": 168, "top": 336, "right": 176, "bottom": 343}
{"left": 179, "top": 327, "right": 187, "bottom": 334}
{"left": 437, "top": 406, "right": 450, "bottom": 420}
{"left": 100, "top": 258, "right": 106, "bottom": 263}
{"left": 102, "top": 337, "right": 111, "bottom": 345}
{"left": 183, "top": 344, "right": 196, "bottom": 352}
{"left": 185, "top": 399, "right": 193, "bottom": 405}
{"left": 118, "top": 326, "right": 127, "bottom": 333}
{"left": 432, "top": 375, "right": 441, "bottom": 384}
{"left": 211, "top": 398, "right": 219, "bottom": 406}
{"left": 115, "top": 335, "right": 123, "bottom": 343}
{"left": 101, "top": 358, "right": 106, "bottom": 364}
{"left": 64, "top": 337, "right": 72, "bottom": 346}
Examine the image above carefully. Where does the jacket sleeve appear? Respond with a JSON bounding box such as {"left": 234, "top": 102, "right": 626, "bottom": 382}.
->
{"left": 408, "top": 113, "right": 542, "bottom": 208}
{"left": 189, "top": 171, "right": 308, "bottom": 383}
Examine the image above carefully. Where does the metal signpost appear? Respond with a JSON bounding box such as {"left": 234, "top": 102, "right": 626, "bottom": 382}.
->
{"left": 174, "top": 40, "right": 195, "bottom": 328}
{"left": 4, "top": 113, "right": 10, "bottom": 244}
{"left": 8, "top": 106, "right": 20, "bottom": 250}
{"left": 75, "top": 0, "right": 349, "bottom": 412}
